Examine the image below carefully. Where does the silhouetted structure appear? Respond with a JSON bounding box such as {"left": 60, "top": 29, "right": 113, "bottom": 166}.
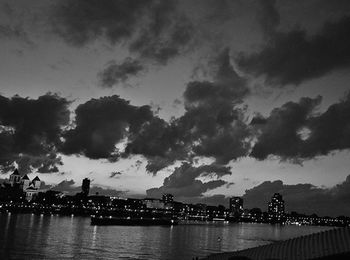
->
{"left": 5, "top": 169, "right": 43, "bottom": 201}
{"left": 82, "top": 178, "right": 90, "bottom": 196}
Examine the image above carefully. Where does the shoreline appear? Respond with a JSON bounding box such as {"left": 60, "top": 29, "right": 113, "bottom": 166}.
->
{"left": 1, "top": 209, "right": 349, "bottom": 229}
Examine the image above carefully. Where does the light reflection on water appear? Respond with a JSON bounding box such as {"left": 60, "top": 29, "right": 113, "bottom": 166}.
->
{"left": 0, "top": 213, "right": 332, "bottom": 259}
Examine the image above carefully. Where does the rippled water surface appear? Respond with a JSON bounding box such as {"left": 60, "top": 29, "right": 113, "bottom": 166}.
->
{"left": 0, "top": 213, "right": 332, "bottom": 259}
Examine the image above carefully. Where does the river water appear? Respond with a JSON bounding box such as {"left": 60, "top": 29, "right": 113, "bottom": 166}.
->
{"left": 0, "top": 213, "right": 332, "bottom": 259}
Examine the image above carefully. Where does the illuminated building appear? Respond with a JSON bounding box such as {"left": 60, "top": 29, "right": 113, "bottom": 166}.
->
{"left": 162, "top": 194, "right": 174, "bottom": 204}
{"left": 143, "top": 198, "right": 165, "bottom": 209}
{"left": 268, "top": 193, "right": 285, "bottom": 221}
{"left": 229, "top": 197, "right": 243, "bottom": 215}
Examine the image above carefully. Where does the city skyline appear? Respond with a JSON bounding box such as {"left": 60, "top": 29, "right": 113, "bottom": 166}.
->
{"left": 1, "top": 0, "right": 350, "bottom": 217}
{"left": 0, "top": 169, "right": 340, "bottom": 218}
{"left": 0, "top": 169, "right": 347, "bottom": 219}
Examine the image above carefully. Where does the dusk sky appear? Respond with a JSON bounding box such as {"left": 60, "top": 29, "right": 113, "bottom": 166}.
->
{"left": 1, "top": 0, "right": 350, "bottom": 216}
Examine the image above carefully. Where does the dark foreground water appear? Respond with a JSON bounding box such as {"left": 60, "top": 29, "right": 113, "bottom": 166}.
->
{"left": 0, "top": 213, "right": 332, "bottom": 260}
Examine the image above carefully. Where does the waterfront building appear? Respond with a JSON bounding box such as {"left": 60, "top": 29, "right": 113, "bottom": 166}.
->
{"left": 143, "top": 198, "right": 165, "bottom": 209}
{"left": 82, "top": 178, "right": 90, "bottom": 196}
{"left": 162, "top": 193, "right": 174, "bottom": 203}
{"left": 7, "top": 169, "right": 43, "bottom": 201}
{"left": 268, "top": 193, "right": 285, "bottom": 222}
{"left": 24, "top": 176, "right": 42, "bottom": 201}
{"left": 25, "top": 186, "right": 39, "bottom": 201}
{"left": 229, "top": 197, "right": 243, "bottom": 215}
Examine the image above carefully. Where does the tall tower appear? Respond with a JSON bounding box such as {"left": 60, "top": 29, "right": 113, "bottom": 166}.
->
{"left": 229, "top": 197, "right": 243, "bottom": 215}
{"left": 268, "top": 193, "right": 285, "bottom": 217}
{"left": 9, "top": 169, "right": 21, "bottom": 186}
{"left": 82, "top": 178, "right": 90, "bottom": 196}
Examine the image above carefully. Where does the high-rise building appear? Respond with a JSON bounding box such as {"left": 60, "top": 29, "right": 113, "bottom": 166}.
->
{"left": 162, "top": 193, "right": 174, "bottom": 204}
{"left": 268, "top": 193, "right": 285, "bottom": 217}
{"left": 229, "top": 197, "right": 243, "bottom": 215}
{"left": 82, "top": 178, "right": 90, "bottom": 196}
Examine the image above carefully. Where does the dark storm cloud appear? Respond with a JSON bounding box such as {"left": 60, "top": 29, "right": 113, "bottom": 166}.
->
{"left": 125, "top": 118, "right": 186, "bottom": 174}
{"left": 52, "top": 0, "right": 151, "bottom": 46}
{"left": 52, "top": 179, "right": 123, "bottom": 196}
{"left": 178, "top": 48, "right": 251, "bottom": 164}
{"left": 251, "top": 94, "right": 350, "bottom": 161}
{"left": 15, "top": 153, "right": 62, "bottom": 174}
{"left": 0, "top": 4, "right": 34, "bottom": 47}
{"left": 129, "top": 9, "right": 194, "bottom": 64}
{"left": 237, "top": 16, "right": 350, "bottom": 86}
{"left": 0, "top": 24, "right": 26, "bottom": 39}
{"left": 0, "top": 1, "right": 33, "bottom": 46}
{"left": 52, "top": 0, "right": 193, "bottom": 64}
{"left": 146, "top": 162, "right": 231, "bottom": 198}
{"left": 199, "top": 0, "right": 234, "bottom": 22}
{"left": 242, "top": 175, "right": 350, "bottom": 217}
{"left": 251, "top": 96, "right": 322, "bottom": 160}
{"left": 304, "top": 93, "right": 350, "bottom": 157}
{"left": 109, "top": 171, "right": 122, "bottom": 178}
{"left": 61, "top": 95, "right": 153, "bottom": 160}
{"left": 125, "top": 49, "right": 251, "bottom": 173}
{"left": 145, "top": 157, "right": 178, "bottom": 175}
{"left": 98, "top": 58, "right": 145, "bottom": 88}
{"left": 0, "top": 94, "right": 70, "bottom": 173}
{"left": 257, "top": 0, "right": 280, "bottom": 37}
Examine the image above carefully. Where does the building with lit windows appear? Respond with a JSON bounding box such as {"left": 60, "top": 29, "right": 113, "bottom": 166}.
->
{"left": 162, "top": 194, "right": 174, "bottom": 204}
{"left": 229, "top": 197, "right": 243, "bottom": 216}
{"left": 268, "top": 193, "right": 285, "bottom": 223}
{"left": 143, "top": 198, "right": 165, "bottom": 209}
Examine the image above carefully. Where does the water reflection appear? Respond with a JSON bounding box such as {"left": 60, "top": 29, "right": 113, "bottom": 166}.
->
{"left": 91, "top": 225, "right": 97, "bottom": 249}
{"left": 0, "top": 214, "right": 332, "bottom": 260}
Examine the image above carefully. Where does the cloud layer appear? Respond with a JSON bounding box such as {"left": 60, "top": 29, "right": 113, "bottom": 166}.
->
{"left": 237, "top": 15, "right": 350, "bottom": 86}
{"left": 98, "top": 58, "right": 145, "bottom": 88}
{"left": 2, "top": 0, "right": 350, "bottom": 211}
{"left": 0, "top": 94, "right": 70, "bottom": 173}
{"left": 61, "top": 95, "right": 153, "bottom": 159}
{"left": 251, "top": 94, "right": 350, "bottom": 161}
{"left": 243, "top": 175, "right": 350, "bottom": 217}
{"left": 52, "top": 0, "right": 194, "bottom": 64}
{"left": 146, "top": 162, "right": 231, "bottom": 198}
{"left": 52, "top": 179, "right": 123, "bottom": 196}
